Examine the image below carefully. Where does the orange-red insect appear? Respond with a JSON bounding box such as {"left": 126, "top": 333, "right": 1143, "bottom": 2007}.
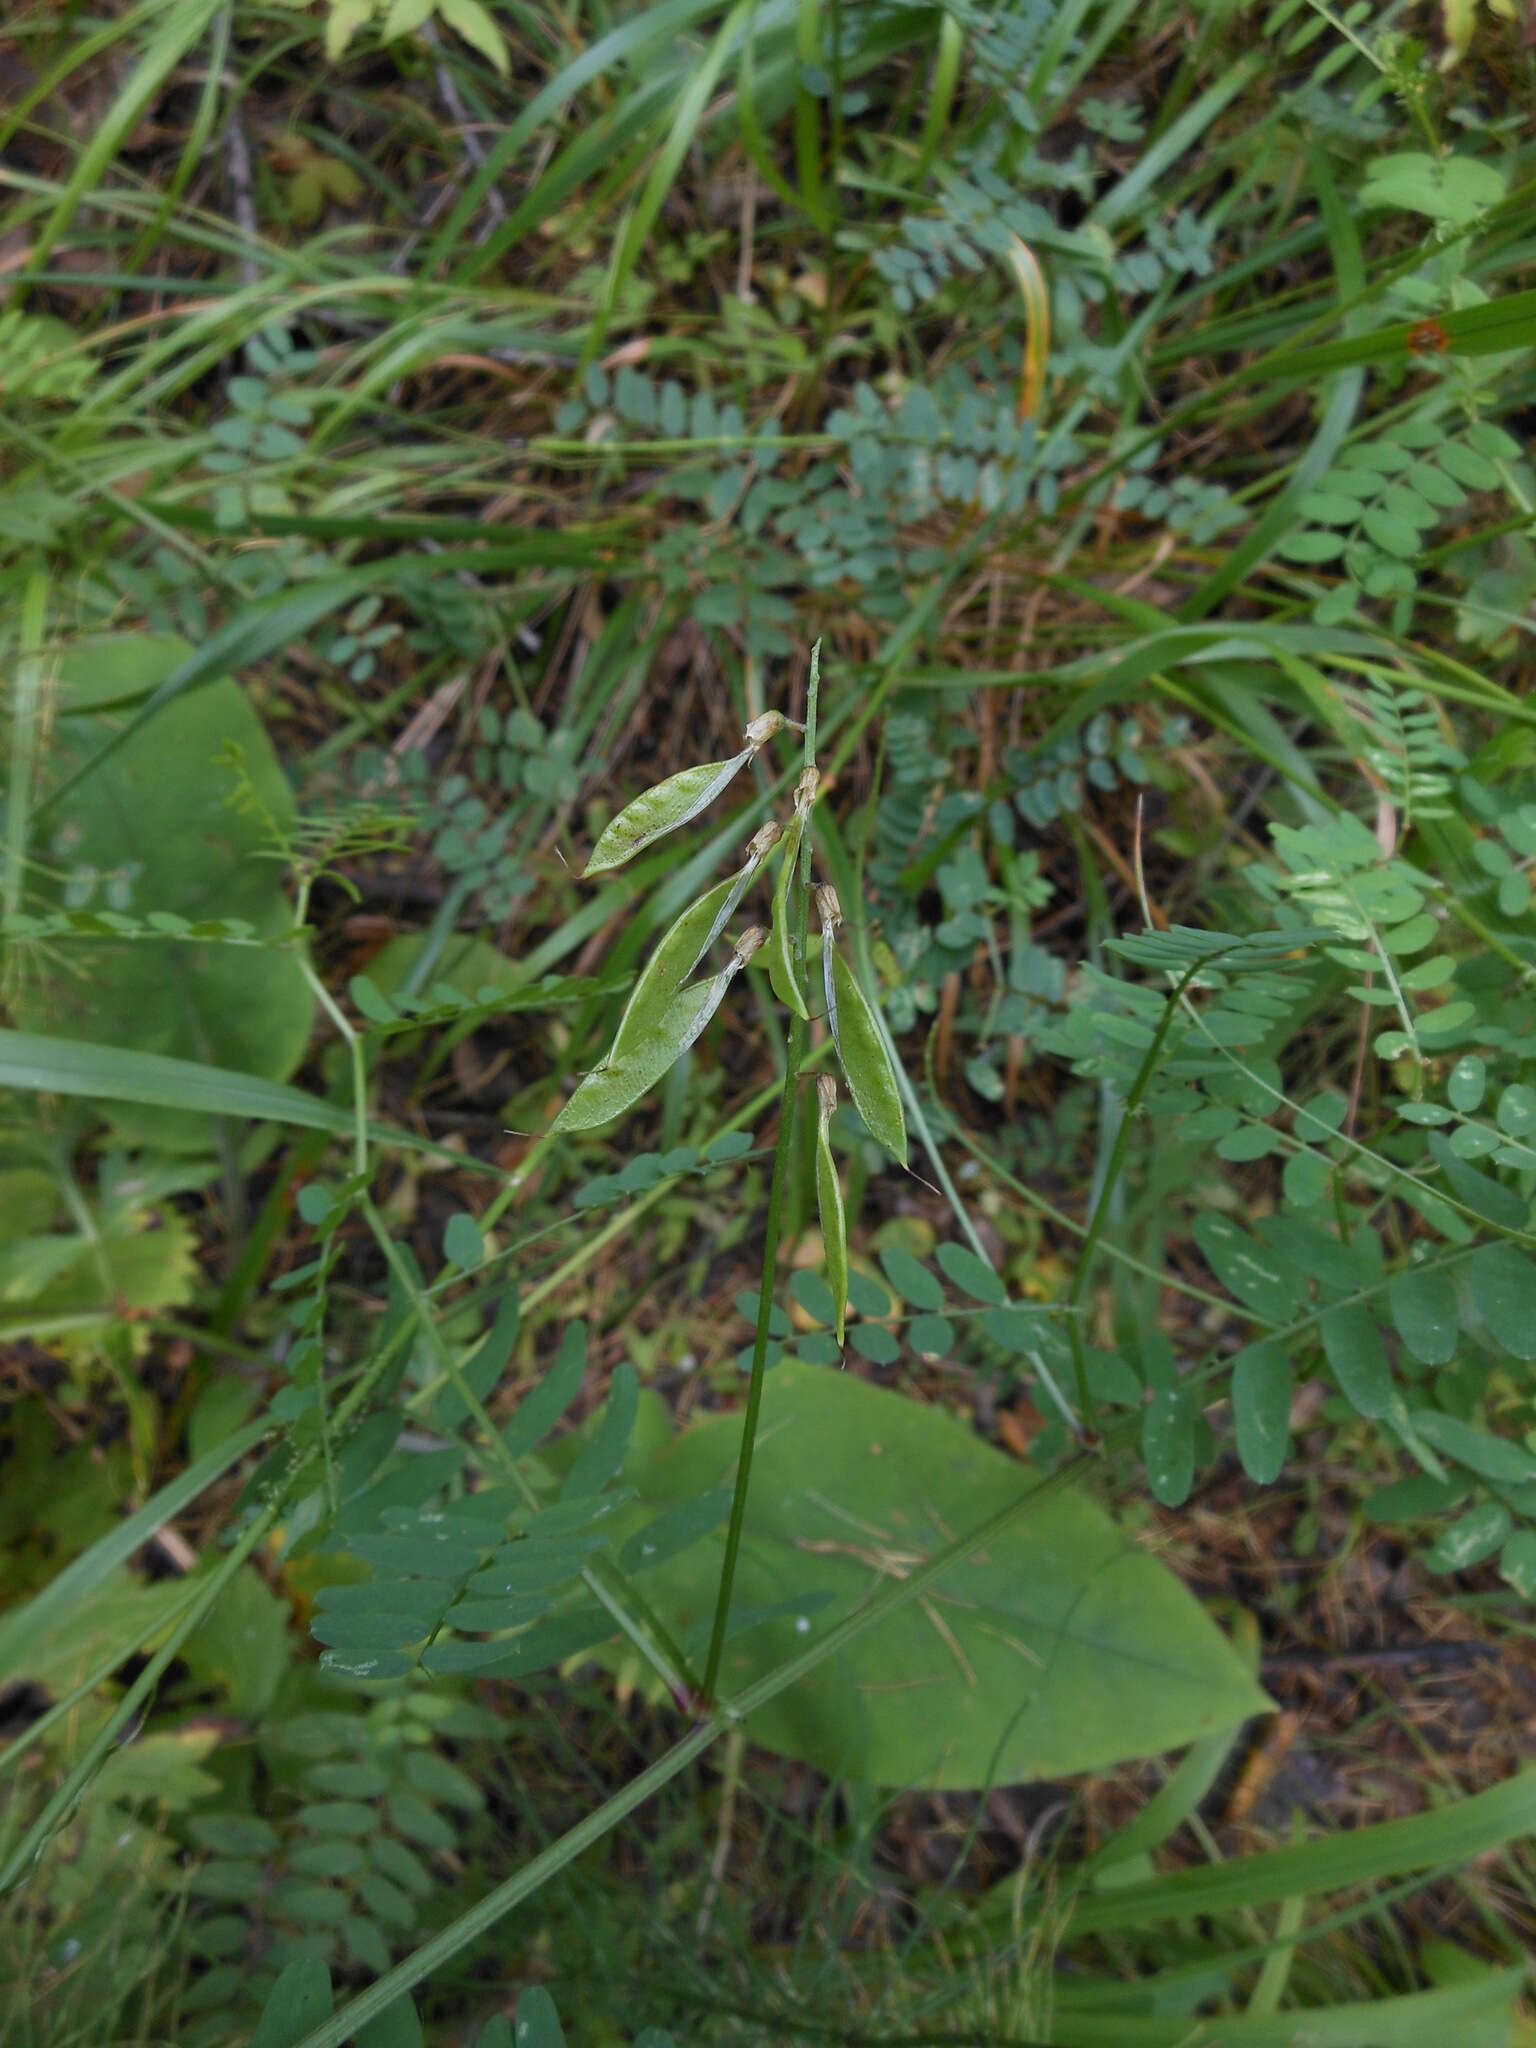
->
{"left": 1406, "top": 319, "right": 1450, "bottom": 355}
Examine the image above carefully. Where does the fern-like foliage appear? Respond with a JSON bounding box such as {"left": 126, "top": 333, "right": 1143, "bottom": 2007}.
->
{"left": 1280, "top": 414, "right": 1524, "bottom": 631}
{"left": 181, "top": 1690, "right": 504, "bottom": 2040}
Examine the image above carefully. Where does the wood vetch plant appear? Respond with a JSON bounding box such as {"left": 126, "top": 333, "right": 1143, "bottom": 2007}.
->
{"left": 550, "top": 644, "right": 907, "bottom": 1701}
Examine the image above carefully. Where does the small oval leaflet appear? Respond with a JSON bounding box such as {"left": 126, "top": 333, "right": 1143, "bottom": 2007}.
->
{"left": 1231, "top": 1340, "right": 1292, "bottom": 1484}
{"left": 1320, "top": 1303, "right": 1393, "bottom": 1419}
{"left": 1143, "top": 1387, "right": 1195, "bottom": 1507}
{"left": 815, "top": 1073, "right": 848, "bottom": 1345}
{"left": 1388, "top": 1263, "right": 1459, "bottom": 1366}
{"left": 828, "top": 950, "right": 907, "bottom": 1165}
{"left": 1469, "top": 1243, "right": 1536, "bottom": 1362}
{"left": 879, "top": 1244, "right": 944, "bottom": 1312}
{"left": 935, "top": 1241, "right": 1006, "bottom": 1305}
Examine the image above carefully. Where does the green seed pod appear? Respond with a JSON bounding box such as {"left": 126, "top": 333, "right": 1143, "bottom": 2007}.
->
{"left": 815, "top": 1072, "right": 847, "bottom": 1347}
{"left": 609, "top": 822, "right": 780, "bottom": 1064}
{"left": 552, "top": 930, "right": 762, "bottom": 1135}
{"left": 767, "top": 812, "right": 809, "bottom": 1020}
{"left": 817, "top": 883, "right": 843, "bottom": 1038}
{"left": 828, "top": 950, "right": 907, "bottom": 1167}
{"left": 766, "top": 766, "right": 820, "bottom": 1020}
{"left": 582, "top": 714, "right": 789, "bottom": 875}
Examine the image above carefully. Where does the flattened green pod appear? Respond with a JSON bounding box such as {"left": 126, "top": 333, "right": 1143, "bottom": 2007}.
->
{"left": 817, "top": 883, "right": 843, "bottom": 1039}
{"left": 582, "top": 712, "right": 787, "bottom": 874}
{"left": 553, "top": 929, "right": 764, "bottom": 1133}
{"left": 609, "top": 822, "right": 779, "bottom": 1064}
{"left": 767, "top": 812, "right": 809, "bottom": 1019}
{"left": 828, "top": 950, "right": 907, "bottom": 1166}
{"left": 815, "top": 1073, "right": 848, "bottom": 1346}
{"left": 766, "top": 765, "right": 819, "bottom": 1019}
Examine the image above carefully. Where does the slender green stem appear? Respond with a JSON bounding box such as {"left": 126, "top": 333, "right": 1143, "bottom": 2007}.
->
{"left": 701, "top": 644, "right": 820, "bottom": 1703}
{"left": 702, "top": 1008, "right": 808, "bottom": 1704}
{"left": 4, "top": 574, "right": 47, "bottom": 938}
{"left": 1065, "top": 960, "right": 1205, "bottom": 1440}
{"left": 295, "top": 942, "right": 367, "bottom": 1180}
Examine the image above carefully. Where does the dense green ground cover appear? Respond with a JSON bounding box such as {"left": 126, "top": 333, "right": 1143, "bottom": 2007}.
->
{"left": 2, "top": 0, "right": 1536, "bottom": 2041}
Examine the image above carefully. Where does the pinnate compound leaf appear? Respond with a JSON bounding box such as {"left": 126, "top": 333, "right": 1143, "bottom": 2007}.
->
{"left": 829, "top": 952, "right": 907, "bottom": 1165}
{"left": 1232, "top": 1342, "right": 1292, "bottom": 1484}
{"left": 622, "top": 1361, "right": 1266, "bottom": 1787}
{"left": 1321, "top": 1304, "right": 1393, "bottom": 1418}
{"left": 1427, "top": 1131, "right": 1528, "bottom": 1230}
{"left": 583, "top": 753, "right": 749, "bottom": 874}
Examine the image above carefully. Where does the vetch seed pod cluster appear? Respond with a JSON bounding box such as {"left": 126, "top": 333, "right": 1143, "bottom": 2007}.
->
{"left": 559, "top": 657, "right": 906, "bottom": 1398}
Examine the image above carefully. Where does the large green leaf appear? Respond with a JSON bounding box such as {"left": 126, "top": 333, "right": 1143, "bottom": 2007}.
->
{"left": 621, "top": 1362, "right": 1267, "bottom": 1787}
{"left": 0, "top": 1030, "right": 350, "bottom": 1132}
{"left": 12, "top": 636, "right": 313, "bottom": 1148}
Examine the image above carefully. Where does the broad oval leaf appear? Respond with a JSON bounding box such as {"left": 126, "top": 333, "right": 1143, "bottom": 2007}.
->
{"left": 829, "top": 952, "right": 907, "bottom": 1165}
{"left": 583, "top": 751, "right": 749, "bottom": 874}
{"left": 1320, "top": 1304, "right": 1392, "bottom": 1418}
{"left": 14, "top": 641, "right": 315, "bottom": 1150}
{"left": 814, "top": 1076, "right": 847, "bottom": 1344}
{"left": 620, "top": 1362, "right": 1266, "bottom": 1787}
{"left": 1231, "top": 1341, "right": 1292, "bottom": 1484}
